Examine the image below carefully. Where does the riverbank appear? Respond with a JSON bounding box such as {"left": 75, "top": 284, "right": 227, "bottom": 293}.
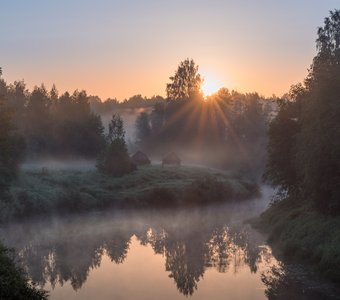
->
{"left": 252, "top": 196, "right": 340, "bottom": 283}
{"left": 0, "top": 165, "right": 258, "bottom": 222}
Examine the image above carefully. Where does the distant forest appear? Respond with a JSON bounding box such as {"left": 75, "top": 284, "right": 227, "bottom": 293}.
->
{"left": 0, "top": 62, "right": 277, "bottom": 182}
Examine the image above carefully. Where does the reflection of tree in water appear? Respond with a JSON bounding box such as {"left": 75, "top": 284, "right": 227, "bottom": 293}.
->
{"left": 136, "top": 223, "right": 267, "bottom": 296}
{"left": 7, "top": 219, "right": 134, "bottom": 290}
{"left": 135, "top": 227, "right": 208, "bottom": 295}
{"left": 104, "top": 233, "right": 131, "bottom": 264}
{"left": 52, "top": 242, "right": 103, "bottom": 290}
{"left": 207, "top": 226, "right": 236, "bottom": 273}
{"left": 2, "top": 209, "right": 273, "bottom": 296}
{"left": 164, "top": 235, "right": 207, "bottom": 296}
{"left": 19, "top": 237, "right": 105, "bottom": 290}
{"left": 137, "top": 228, "right": 168, "bottom": 254}
{"left": 261, "top": 263, "right": 340, "bottom": 300}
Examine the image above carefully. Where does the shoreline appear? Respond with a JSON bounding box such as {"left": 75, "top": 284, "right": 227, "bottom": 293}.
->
{"left": 1, "top": 165, "right": 259, "bottom": 223}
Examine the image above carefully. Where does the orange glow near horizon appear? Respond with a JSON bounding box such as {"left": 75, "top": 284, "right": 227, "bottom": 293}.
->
{"left": 3, "top": 52, "right": 312, "bottom": 102}
{"left": 2, "top": 1, "right": 330, "bottom": 101}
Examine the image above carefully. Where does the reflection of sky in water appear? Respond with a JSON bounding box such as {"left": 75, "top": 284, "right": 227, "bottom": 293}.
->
{"left": 45, "top": 236, "right": 273, "bottom": 300}
{"left": 0, "top": 195, "right": 283, "bottom": 300}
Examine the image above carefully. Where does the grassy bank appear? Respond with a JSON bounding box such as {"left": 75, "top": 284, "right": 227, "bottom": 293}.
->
{"left": 0, "top": 242, "right": 47, "bottom": 299}
{"left": 0, "top": 165, "right": 258, "bottom": 222}
{"left": 253, "top": 197, "right": 340, "bottom": 282}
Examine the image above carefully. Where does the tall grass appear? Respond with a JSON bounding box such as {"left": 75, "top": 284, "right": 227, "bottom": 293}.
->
{"left": 253, "top": 197, "right": 340, "bottom": 282}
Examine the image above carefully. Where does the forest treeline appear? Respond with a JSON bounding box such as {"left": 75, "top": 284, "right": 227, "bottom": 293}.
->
{"left": 134, "top": 88, "right": 274, "bottom": 174}
{"left": 0, "top": 60, "right": 276, "bottom": 184}
{"left": 89, "top": 94, "right": 165, "bottom": 114}
{"left": 264, "top": 10, "right": 340, "bottom": 214}
{"left": 255, "top": 10, "right": 340, "bottom": 283}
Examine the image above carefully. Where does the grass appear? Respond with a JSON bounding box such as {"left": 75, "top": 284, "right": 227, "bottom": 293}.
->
{"left": 0, "top": 165, "right": 258, "bottom": 222}
{"left": 252, "top": 197, "right": 340, "bottom": 282}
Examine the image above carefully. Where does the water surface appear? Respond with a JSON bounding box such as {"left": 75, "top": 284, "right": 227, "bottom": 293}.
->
{"left": 1, "top": 189, "right": 336, "bottom": 299}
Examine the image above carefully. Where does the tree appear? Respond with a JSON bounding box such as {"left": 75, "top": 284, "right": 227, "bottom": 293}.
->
{"left": 135, "top": 112, "right": 151, "bottom": 147}
{"left": 166, "top": 59, "right": 203, "bottom": 100}
{"left": 264, "top": 96, "right": 300, "bottom": 194}
{"left": 51, "top": 90, "right": 105, "bottom": 157}
{"left": 24, "top": 85, "right": 52, "bottom": 155}
{"left": 265, "top": 10, "right": 340, "bottom": 213}
{"left": 0, "top": 243, "right": 48, "bottom": 300}
{"left": 107, "top": 114, "right": 125, "bottom": 143}
{"left": 97, "top": 114, "right": 135, "bottom": 176}
{"left": 296, "top": 10, "right": 340, "bottom": 213}
{"left": 0, "top": 95, "right": 25, "bottom": 191}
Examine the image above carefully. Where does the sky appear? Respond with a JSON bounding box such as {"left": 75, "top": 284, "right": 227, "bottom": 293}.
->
{"left": 1, "top": 0, "right": 339, "bottom": 100}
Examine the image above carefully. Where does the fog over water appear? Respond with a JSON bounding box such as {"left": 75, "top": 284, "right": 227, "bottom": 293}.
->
{"left": 0, "top": 188, "right": 274, "bottom": 299}
{"left": 2, "top": 185, "right": 339, "bottom": 299}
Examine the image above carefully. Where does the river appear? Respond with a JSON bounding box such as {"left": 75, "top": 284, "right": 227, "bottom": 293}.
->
{"left": 0, "top": 187, "right": 338, "bottom": 299}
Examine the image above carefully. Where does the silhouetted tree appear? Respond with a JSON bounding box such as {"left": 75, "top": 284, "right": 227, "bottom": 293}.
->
{"left": 0, "top": 243, "right": 47, "bottom": 300}
{"left": 297, "top": 10, "right": 340, "bottom": 213}
{"left": 166, "top": 59, "right": 203, "bottom": 101}
{"left": 24, "top": 85, "right": 52, "bottom": 155}
{"left": 0, "top": 95, "right": 25, "bottom": 191}
{"left": 51, "top": 90, "right": 105, "bottom": 157}
{"left": 97, "top": 114, "right": 135, "bottom": 176}
{"left": 265, "top": 10, "right": 340, "bottom": 213}
{"left": 264, "top": 96, "right": 300, "bottom": 194}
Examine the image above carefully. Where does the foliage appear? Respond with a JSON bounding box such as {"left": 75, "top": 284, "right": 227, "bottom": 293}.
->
{"left": 166, "top": 59, "right": 203, "bottom": 101}
{"left": 52, "top": 90, "right": 105, "bottom": 157}
{"left": 297, "top": 11, "right": 340, "bottom": 213}
{"left": 24, "top": 85, "right": 52, "bottom": 154}
{"left": 0, "top": 95, "right": 25, "bottom": 191}
{"left": 0, "top": 243, "right": 48, "bottom": 299}
{"left": 97, "top": 114, "right": 135, "bottom": 176}
{"left": 0, "top": 72, "right": 105, "bottom": 158}
{"left": 97, "top": 139, "right": 135, "bottom": 177}
{"left": 265, "top": 10, "right": 340, "bottom": 214}
{"left": 0, "top": 165, "right": 258, "bottom": 222}
{"left": 107, "top": 113, "right": 125, "bottom": 142}
{"left": 264, "top": 98, "right": 300, "bottom": 194}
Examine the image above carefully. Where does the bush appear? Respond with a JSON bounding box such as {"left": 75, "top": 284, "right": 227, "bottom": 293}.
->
{"left": 0, "top": 243, "right": 48, "bottom": 300}
{"left": 183, "top": 175, "right": 227, "bottom": 205}
{"left": 97, "top": 139, "right": 135, "bottom": 177}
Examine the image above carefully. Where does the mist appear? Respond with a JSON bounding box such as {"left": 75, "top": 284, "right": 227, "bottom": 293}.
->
{"left": 0, "top": 188, "right": 273, "bottom": 294}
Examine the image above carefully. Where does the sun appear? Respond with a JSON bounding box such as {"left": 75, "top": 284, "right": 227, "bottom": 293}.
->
{"left": 201, "top": 74, "right": 223, "bottom": 97}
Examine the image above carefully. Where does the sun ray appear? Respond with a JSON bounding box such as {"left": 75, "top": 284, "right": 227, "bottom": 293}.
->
{"left": 207, "top": 103, "right": 223, "bottom": 147}
{"left": 179, "top": 102, "right": 202, "bottom": 141}
{"left": 194, "top": 102, "right": 209, "bottom": 149}
{"left": 211, "top": 99, "right": 248, "bottom": 159}
{"left": 160, "top": 100, "right": 197, "bottom": 132}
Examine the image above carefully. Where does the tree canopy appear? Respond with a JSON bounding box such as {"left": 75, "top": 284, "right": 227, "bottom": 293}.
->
{"left": 166, "top": 59, "right": 203, "bottom": 101}
{"left": 265, "top": 9, "right": 340, "bottom": 214}
{"left": 97, "top": 114, "right": 135, "bottom": 177}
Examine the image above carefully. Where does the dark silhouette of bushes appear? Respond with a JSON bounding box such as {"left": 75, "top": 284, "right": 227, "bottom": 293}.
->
{"left": 0, "top": 243, "right": 48, "bottom": 300}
